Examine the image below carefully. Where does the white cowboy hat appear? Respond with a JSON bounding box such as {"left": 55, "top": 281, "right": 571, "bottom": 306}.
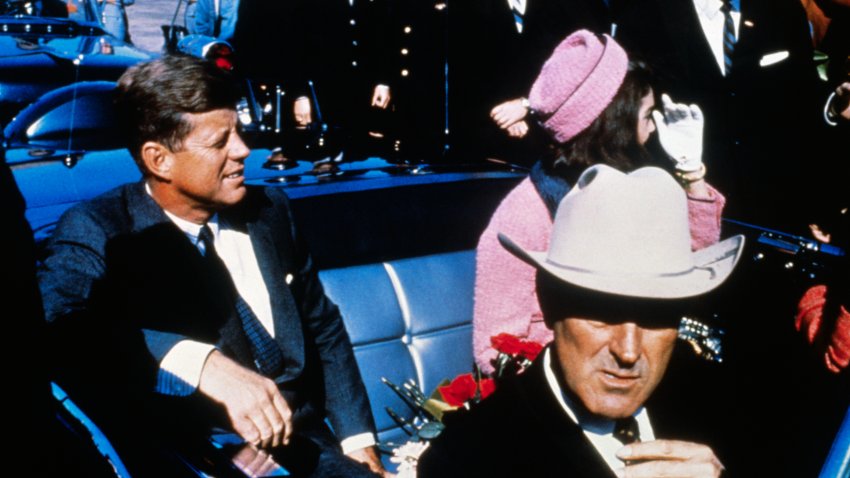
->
{"left": 499, "top": 164, "right": 745, "bottom": 299}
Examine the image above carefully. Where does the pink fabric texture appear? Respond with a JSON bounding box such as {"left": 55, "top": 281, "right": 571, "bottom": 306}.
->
{"left": 473, "top": 178, "right": 726, "bottom": 373}
{"left": 528, "top": 30, "right": 629, "bottom": 144}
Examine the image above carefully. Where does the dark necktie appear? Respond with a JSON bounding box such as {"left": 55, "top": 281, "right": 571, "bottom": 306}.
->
{"left": 613, "top": 416, "right": 641, "bottom": 445}
{"left": 198, "top": 225, "right": 284, "bottom": 377}
{"left": 720, "top": 0, "right": 736, "bottom": 75}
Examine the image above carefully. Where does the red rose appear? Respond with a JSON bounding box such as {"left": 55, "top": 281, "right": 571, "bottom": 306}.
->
{"left": 491, "top": 333, "right": 524, "bottom": 355}
{"left": 478, "top": 377, "right": 496, "bottom": 400}
{"left": 519, "top": 340, "right": 544, "bottom": 362}
{"left": 438, "top": 374, "right": 496, "bottom": 407}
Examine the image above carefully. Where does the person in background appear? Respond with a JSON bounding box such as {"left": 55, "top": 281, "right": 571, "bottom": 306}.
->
{"left": 473, "top": 30, "right": 726, "bottom": 373}
{"left": 447, "top": 0, "right": 615, "bottom": 165}
{"left": 193, "top": 0, "right": 240, "bottom": 43}
{"left": 99, "top": 0, "right": 133, "bottom": 43}
{"left": 615, "top": 0, "right": 823, "bottom": 230}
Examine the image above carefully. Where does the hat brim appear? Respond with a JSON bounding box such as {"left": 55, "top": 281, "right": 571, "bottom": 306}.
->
{"left": 498, "top": 233, "right": 745, "bottom": 299}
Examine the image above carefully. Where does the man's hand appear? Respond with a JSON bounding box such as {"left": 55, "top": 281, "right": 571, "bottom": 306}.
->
{"left": 347, "top": 446, "right": 393, "bottom": 477}
{"left": 198, "top": 350, "right": 293, "bottom": 449}
{"left": 293, "top": 96, "right": 313, "bottom": 128}
{"left": 490, "top": 98, "right": 529, "bottom": 129}
{"left": 371, "top": 85, "right": 391, "bottom": 109}
{"left": 615, "top": 440, "right": 724, "bottom": 478}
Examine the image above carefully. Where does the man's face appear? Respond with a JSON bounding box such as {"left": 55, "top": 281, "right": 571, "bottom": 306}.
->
{"left": 166, "top": 108, "right": 250, "bottom": 215}
{"left": 552, "top": 315, "right": 677, "bottom": 419}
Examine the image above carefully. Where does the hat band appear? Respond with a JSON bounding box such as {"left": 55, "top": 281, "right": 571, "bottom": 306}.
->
{"left": 544, "top": 258, "right": 717, "bottom": 279}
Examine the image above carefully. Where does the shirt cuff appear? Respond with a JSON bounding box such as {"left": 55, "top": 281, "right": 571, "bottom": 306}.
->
{"left": 156, "top": 341, "right": 216, "bottom": 396}
{"left": 340, "top": 432, "right": 376, "bottom": 455}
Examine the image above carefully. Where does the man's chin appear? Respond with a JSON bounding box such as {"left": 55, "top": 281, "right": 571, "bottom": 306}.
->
{"left": 584, "top": 395, "right": 644, "bottom": 420}
{"left": 220, "top": 186, "right": 248, "bottom": 206}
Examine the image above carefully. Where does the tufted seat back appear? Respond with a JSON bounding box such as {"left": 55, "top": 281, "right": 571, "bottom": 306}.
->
{"left": 319, "top": 250, "right": 476, "bottom": 445}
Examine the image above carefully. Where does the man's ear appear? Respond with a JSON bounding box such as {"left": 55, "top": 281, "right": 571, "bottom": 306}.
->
{"left": 140, "top": 141, "right": 174, "bottom": 181}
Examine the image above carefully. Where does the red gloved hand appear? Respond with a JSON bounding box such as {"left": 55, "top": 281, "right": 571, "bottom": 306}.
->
{"left": 796, "top": 285, "right": 850, "bottom": 373}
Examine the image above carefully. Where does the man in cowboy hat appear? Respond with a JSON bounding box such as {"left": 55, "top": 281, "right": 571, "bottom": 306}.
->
{"left": 419, "top": 164, "right": 745, "bottom": 478}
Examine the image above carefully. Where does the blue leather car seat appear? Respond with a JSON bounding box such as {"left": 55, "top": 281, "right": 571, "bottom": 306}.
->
{"left": 319, "top": 250, "right": 476, "bottom": 445}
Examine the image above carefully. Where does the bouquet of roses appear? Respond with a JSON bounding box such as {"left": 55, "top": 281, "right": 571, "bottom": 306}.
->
{"left": 381, "top": 333, "right": 543, "bottom": 452}
{"left": 379, "top": 334, "right": 545, "bottom": 474}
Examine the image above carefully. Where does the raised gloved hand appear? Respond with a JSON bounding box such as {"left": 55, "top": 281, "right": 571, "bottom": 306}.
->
{"left": 652, "top": 93, "right": 704, "bottom": 173}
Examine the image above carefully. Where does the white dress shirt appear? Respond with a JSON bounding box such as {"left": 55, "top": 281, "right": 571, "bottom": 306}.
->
{"left": 507, "top": 0, "right": 526, "bottom": 33}
{"left": 150, "top": 187, "right": 373, "bottom": 453}
{"left": 692, "top": 0, "right": 741, "bottom": 76}
{"left": 542, "top": 348, "right": 656, "bottom": 473}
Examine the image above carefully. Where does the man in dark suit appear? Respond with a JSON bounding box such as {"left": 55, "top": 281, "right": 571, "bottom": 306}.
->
{"left": 447, "top": 0, "right": 614, "bottom": 165}
{"left": 39, "top": 55, "right": 385, "bottom": 476}
{"left": 234, "top": 0, "right": 395, "bottom": 157}
{"left": 419, "top": 164, "right": 745, "bottom": 477}
{"left": 614, "top": 0, "right": 825, "bottom": 229}
{"left": 301, "top": 0, "right": 396, "bottom": 155}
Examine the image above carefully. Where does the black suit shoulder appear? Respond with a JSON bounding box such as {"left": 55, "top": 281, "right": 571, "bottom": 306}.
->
{"left": 419, "top": 356, "right": 615, "bottom": 478}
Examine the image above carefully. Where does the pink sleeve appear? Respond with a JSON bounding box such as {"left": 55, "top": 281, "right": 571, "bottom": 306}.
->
{"left": 473, "top": 180, "right": 552, "bottom": 373}
{"left": 687, "top": 182, "right": 726, "bottom": 251}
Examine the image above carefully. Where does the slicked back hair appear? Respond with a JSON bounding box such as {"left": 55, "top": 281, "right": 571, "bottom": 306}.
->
{"left": 114, "top": 54, "right": 241, "bottom": 173}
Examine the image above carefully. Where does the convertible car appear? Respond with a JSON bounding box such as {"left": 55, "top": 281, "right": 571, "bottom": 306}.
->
{"left": 3, "top": 31, "right": 847, "bottom": 478}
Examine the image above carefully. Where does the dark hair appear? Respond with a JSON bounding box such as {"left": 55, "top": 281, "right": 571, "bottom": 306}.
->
{"left": 541, "top": 60, "right": 654, "bottom": 181}
{"left": 535, "top": 270, "right": 688, "bottom": 329}
{"left": 114, "top": 54, "right": 241, "bottom": 172}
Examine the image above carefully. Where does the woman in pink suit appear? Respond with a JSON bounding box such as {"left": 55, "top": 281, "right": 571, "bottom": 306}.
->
{"left": 474, "top": 30, "right": 726, "bottom": 372}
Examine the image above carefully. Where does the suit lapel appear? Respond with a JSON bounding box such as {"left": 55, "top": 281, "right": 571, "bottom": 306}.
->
{"left": 123, "top": 181, "right": 256, "bottom": 366}
{"left": 660, "top": 0, "right": 725, "bottom": 83}
{"left": 517, "top": 353, "right": 619, "bottom": 478}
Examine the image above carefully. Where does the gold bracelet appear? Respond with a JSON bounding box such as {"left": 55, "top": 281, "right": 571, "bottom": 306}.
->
{"left": 674, "top": 163, "right": 707, "bottom": 185}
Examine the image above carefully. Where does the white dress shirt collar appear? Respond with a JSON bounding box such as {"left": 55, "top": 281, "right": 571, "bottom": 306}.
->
{"left": 692, "top": 0, "right": 740, "bottom": 76}
{"left": 542, "top": 347, "right": 655, "bottom": 473}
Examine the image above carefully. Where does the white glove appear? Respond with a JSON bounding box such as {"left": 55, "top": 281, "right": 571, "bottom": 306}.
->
{"left": 652, "top": 93, "right": 704, "bottom": 172}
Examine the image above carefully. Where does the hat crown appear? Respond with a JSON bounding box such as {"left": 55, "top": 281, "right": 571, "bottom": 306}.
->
{"left": 528, "top": 29, "right": 629, "bottom": 143}
{"left": 546, "top": 166, "right": 694, "bottom": 277}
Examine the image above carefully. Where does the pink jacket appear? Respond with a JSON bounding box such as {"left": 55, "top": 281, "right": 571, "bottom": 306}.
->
{"left": 473, "top": 177, "right": 726, "bottom": 373}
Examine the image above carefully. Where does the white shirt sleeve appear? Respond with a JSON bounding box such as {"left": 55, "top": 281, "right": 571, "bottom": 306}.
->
{"left": 156, "top": 341, "right": 217, "bottom": 396}
{"left": 340, "top": 432, "right": 377, "bottom": 455}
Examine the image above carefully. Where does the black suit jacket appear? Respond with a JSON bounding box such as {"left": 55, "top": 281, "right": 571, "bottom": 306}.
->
{"left": 614, "top": 0, "right": 826, "bottom": 226}
{"left": 418, "top": 346, "right": 733, "bottom": 477}
{"left": 40, "top": 183, "right": 375, "bottom": 444}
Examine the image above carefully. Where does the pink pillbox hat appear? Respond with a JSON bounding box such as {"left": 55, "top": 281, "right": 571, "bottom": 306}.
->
{"left": 529, "top": 30, "right": 629, "bottom": 144}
